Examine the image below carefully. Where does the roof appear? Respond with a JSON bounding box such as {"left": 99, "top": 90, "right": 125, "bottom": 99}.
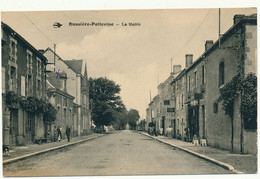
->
{"left": 46, "top": 72, "right": 74, "bottom": 100}
{"left": 46, "top": 72, "right": 59, "bottom": 89}
{"left": 65, "top": 59, "right": 83, "bottom": 74}
{"left": 185, "top": 14, "right": 257, "bottom": 73}
{"left": 1, "top": 22, "right": 48, "bottom": 64}
{"left": 44, "top": 48, "right": 83, "bottom": 75}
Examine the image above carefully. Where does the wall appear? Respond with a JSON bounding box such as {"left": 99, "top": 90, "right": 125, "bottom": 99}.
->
{"left": 205, "top": 25, "right": 243, "bottom": 151}
{"left": 175, "top": 74, "right": 186, "bottom": 139}
{"left": 244, "top": 25, "right": 257, "bottom": 75}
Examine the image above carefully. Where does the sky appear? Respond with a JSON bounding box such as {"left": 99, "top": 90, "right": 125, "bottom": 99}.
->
{"left": 1, "top": 7, "right": 257, "bottom": 120}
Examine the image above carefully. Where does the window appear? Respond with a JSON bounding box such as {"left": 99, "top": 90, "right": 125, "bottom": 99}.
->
{"left": 27, "top": 51, "right": 33, "bottom": 73}
{"left": 202, "top": 65, "right": 205, "bottom": 84}
{"left": 219, "top": 62, "right": 225, "bottom": 86}
{"left": 27, "top": 75, "right": 32, "bottom": 96}
{"left": 181, "top": 94, "right": 183, "bottom": 109}
{"left": 2, "top": 68, "right": 5, "bottom": 93}
{"left": 194, "top": 71, "right": 197, "bottom": 87}
{"left": 27, "top": 50, "right": 33, "bottom": 96}
{"left": 188, "top": 76, "right": 191, "bottom": 92}
{"left": 63, "top": 97, "right": 67, "bottom": 107}
{"left": 64, "top": 109, "right": 67, "bottom": 121}
{"left": 37, "top": 58, "right": 41, "bottom": 77}
{"left": 10, "top": 39, "right": 17, "bottom": 62}
{"left": 10, "top": 66, "right": 16, "bottom": 91}
{"left": 213, "top": 102, "right": 218, "bottom": 113}
{"left": 164, "top": 100, "right": 170, "bottom": 105}
{"left": 37, "top": 80, "right": 41, "bottom": 97}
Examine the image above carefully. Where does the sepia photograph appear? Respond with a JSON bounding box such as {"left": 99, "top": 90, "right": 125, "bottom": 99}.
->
{"left": 0, "top": 1, "right": 258, "bottom": 178}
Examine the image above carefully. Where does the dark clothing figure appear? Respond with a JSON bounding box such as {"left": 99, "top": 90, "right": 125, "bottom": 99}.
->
{"left": 57, "top": 127, "right": 62, "bottom": 142}
{"left": 66, "top": 126, "right": 71, "bottom": 142}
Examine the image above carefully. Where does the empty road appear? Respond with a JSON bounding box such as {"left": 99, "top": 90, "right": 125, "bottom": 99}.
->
{"left": 3, "top": 130, "right": 232, "bottom": 176}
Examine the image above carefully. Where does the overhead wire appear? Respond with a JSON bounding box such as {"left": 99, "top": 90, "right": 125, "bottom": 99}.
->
{"left": 22, "top": 13, "right": 68, "bottom": 60}
{"left": 172, "top": 9, "right": 212, "bottom": 59}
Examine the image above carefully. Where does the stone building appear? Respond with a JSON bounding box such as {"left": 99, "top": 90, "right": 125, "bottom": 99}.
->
{"left": 204, "top": 14, "right": 257, "bottom": 154}
{"left": 2, "top": 22, "right": 48, "bottom": 146}
{"left": 173, "top": 67, "right": 187, "bottom": 140}
{"left": 145, "top": 14, "right": 257, "bottom": 154}
{"left": 157, "top": 65, "right": 181, "bottom": 136}
{"left": 43, "top": 48, "right": 91, "bottom": 136}
{"left": 46, "top": 71, "right": 75, "bottom": 141}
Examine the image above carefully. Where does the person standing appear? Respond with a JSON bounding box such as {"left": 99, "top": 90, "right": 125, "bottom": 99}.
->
{"left": 66, "top": 126, "right": 71, "bottom": 142}
{"left": 57, "top": 126, "right": 61, "bottom": 142}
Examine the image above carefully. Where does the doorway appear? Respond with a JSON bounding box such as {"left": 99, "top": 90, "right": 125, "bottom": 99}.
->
{"left": 188, "top": 105, "right": 199, "bottom": 140}
{"left": 9, "top": 109, "right": 18, "bottom": 146}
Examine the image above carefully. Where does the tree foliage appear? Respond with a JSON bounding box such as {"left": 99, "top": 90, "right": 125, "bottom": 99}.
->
{"left": 89, "top": 77, "right": 126, "bottom": 128}
{"left": 5, "top": 92, "right": 57, "bottom": 122}
{"left": 218, "top": 73, "right": 257, "bottom": 129}
{"left": 127, "top": 109, "right": 140, "bottom": 130}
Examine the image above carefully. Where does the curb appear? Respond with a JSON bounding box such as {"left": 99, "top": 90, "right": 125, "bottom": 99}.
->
{"left": 3, "top": 134, "right": 105, "bottom": 165}
{"left": 140, "top": 132, "right": 244, "bottom": 174}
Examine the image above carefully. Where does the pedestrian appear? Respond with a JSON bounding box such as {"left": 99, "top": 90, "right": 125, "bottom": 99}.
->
{"left": 66, "top": 126, "right": 71, "bottom": 142}
{"left": 57, "top": 126, "right": 61, "bottom": 142}
{"left": 60, "top": 127, "right": 63, "bottom": 139}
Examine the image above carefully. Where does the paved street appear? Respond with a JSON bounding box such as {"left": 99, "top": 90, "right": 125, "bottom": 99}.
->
{"left": 3, "top": 130, "right": 233, "bottom": 177}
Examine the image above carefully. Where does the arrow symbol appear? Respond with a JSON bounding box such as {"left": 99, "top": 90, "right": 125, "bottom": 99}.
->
{"left": 53, "top": 22, "right": 62, "bottom": 28}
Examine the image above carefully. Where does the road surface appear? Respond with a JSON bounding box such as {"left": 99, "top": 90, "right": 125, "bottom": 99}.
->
{"left": 3, "top": 130, "right": 232, "bottom": 176}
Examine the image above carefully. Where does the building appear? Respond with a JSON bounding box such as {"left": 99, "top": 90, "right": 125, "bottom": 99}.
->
{"left": 46, "top": 71, "right": 76, "bottom": 141}
{"left": 2, "top": 22, "right": 48, "bottom": 146}
{"left": 173, "top": 66, "right": 187, "bottom": 140}
{"left": 145, "top": 14, "right": 257, "bottom": 154}
{"left": 43, "top": 48, "right": 91, "bottom": 136}
{"left": 204, "top": 14, "right": 257, "bottom": 154}
{"left": 157, "top": 65, "right": 181, "bottom": 136}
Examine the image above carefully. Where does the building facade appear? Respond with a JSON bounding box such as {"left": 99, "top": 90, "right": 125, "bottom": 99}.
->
{"left": 204, "top": 14, "right": 257, "bottom": 154}
{"left": 43, "top": 48, "right": 91, "bottom": 136}
{"left": 2, "top": 22, "right": 48, "bottom": 146}
{"left": 145, "top": 14, "right": 257, "bottom": 154}
{"left": 46, "top": 71, "right": 76, "bottom": 141}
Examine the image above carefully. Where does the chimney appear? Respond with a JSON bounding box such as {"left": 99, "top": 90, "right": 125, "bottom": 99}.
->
{"left": 185, "top": 54, "right": 193, "bottom": 68}
{"left": 38, "top": 49, "right": 45, "bottom": 54}
{"left": 59, "top": 71, "right": 67, "bottom": 92}
{"left": 233, "top": 14, "right": 245, "bottom": 24}
{"left": 205, "top": 40, "right": 213, "bottom": 51}
{"left": 173, "top": 65, "right": 182, "bottom": 74}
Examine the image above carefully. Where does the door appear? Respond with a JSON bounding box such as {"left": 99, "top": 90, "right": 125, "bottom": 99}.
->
{"left": 202, "top": 105, "right": 206, "bottom": 139}
{"left": 173, "top": 119, "right": 176, "bottom": 138}
{"left": 25, "top": 112, "right": 35, "bottom": 143}
{"left": 188, "top": 105, "right": 199, "bottom": 140}
{"left": 161, "top": 117, "right": 165, "bottom": 135}
{"left": 9, "top": 109, "right": 18, "bottom": 146}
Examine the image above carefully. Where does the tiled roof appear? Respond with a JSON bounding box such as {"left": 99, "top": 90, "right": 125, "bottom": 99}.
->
{"left": 46, "top": 72, "right": 59, "bottom": 89}
{"left": 65, "top": 59, "right": 83, "bottom": 74}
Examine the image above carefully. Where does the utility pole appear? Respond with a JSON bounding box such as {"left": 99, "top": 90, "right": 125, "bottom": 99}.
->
{"left": 219, "top": 8, "right": 221, "bottom": 48}
{"left": 54, "top": 44, "right": 56, "bottom": 72}
{"left": 171, "top": 58, "right": 173, "bottom": 74}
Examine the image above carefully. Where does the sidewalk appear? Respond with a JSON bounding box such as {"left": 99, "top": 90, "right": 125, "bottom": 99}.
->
{"left": 141, "top": 132, "right": 257, "bottom": 174}
{"left": 3, "top": 133, "right": 105, "bottom": 165}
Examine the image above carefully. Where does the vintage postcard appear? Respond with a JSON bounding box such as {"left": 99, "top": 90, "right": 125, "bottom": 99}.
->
{"left": 1, "top": 3, "right": 258, "bottom": 178}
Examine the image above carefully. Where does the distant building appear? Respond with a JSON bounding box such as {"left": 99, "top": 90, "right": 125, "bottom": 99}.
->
{"left": 46, "top": 71, "right": 75, "bottom": 141}
{"left": 43, "top": 48, "right": 91, "bottom": 136}
{"left": 2, "top": 22, "right": 48, "bottom": 146}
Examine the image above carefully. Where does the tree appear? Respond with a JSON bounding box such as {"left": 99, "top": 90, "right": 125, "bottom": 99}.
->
{"left": 89, "top": 77, "right": 126, "bottom": 129}
{"left": 127, "top": 109, "right": 140, "bottom": 130}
